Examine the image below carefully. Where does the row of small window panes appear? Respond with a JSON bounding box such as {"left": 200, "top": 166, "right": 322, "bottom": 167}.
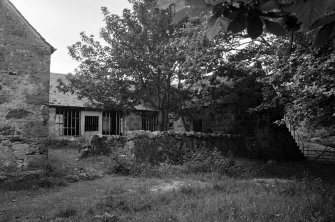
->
{"left": 102, "top": 112, "right": 122, "bottom": 135}
{"left": 142, "top": 113, "right": 157, "bottom": 131}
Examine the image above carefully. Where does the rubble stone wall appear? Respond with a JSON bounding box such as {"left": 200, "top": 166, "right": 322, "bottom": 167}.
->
{"left": 124, "top": 131, "right": 246, "bottom": 164}
{"left": 0, "top": 0, "right": 52, "bottom": 174}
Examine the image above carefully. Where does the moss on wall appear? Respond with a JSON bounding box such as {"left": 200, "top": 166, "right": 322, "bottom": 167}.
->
{"left": 5, "top": 109, "right": 32, "bottom": 119}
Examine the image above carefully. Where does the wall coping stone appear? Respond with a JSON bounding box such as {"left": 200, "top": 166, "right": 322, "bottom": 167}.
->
{"left": 125, "top": 130, "right": 242, "bottom": 140}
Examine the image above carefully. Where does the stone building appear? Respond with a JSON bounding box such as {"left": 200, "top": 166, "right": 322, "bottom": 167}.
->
{"left": 0, "top": 0, "right": 55, "bottom": 173}
{"left": 49, "top": 73, "right": 158, "bottom": 139}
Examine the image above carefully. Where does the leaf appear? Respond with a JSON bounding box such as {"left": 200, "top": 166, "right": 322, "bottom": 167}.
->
{"left": 156, "top": 0, "right": 178, "bottom": 10}
{"left": 264, "top": 20, "right": 286, "bottom": 36}
{"left": 222, "top": 7, "right": 238, "bottom": 20}
{"left": 286, "top": 0, "right": 330, "bottom": 29}
{"left": 247, "top": 12, "right": 263, "bottom": 39}
{"left": 204, "top": 0, "right": 225, "bottom": 5}
{"left": 311, "top": 13, "right": 335, "bottom": 29}
{"left": 185, "top": 0, "right": 213, "bottom": 17}
{"left": 313, "top": 22, "right": 335, "bottom": 48}
{"left": 167, "top": 0, "right": 212, "bottom": 24}
{"left": 206, "top": 17, "right": 221, "bottom": 40}
{"left": 172, "top": 7, "right": 190, "bottom": 24}
{"left": 206, "top": 17, "right": 229, "bottom": 40}
{"left": 228, "top": 13, "right": 247, "bottom": 33}
{"left": 261, "top": 0, "right": 279, "bottom": 11}
{"left": 220, "top": 19, "right": 230, "bottom": 32}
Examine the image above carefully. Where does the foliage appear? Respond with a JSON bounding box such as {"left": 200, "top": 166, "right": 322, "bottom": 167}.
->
{"left": 78, "top": 136, "right": 112, "bottom": 158}
{"left": 45, "top": 137, "right": 91, "bottom": 152}
{"left": 55, "top": 207, "right": 78, "bottom": 219}
{"left": 241, "top": 33, "right": 335, "bottom": 129}
{"left": 63, "top": 0, "right": 192, "bottom": 130}
{"left": 188, "top": 64, "right": 264, "bottom": 113}
{"left": 157, "top": 0, "right": 335, "bottom": 47}
{"left": 183, "top": 148, "right": 236, "bottom": 174}
{"left": 106, "top": 154, "right": 162, "bottom": 177}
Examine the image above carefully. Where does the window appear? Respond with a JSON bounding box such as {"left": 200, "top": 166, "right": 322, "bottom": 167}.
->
{"left": 102, "top": 111, "right": 122, "bottom": 135}
{"left": 193, "top": 119, "right": 203, "bottom": 132}
{"left": 168, "top": 122, "right": 174, "bottom": 130}
{"left": 142, "top": 112, "right": 157, "bottom": 131}
{"left": 85, "top": 116, "right": 99, "bottom": 131}
{"left": 55, "top": 109, "right": 80, "bottom": 136}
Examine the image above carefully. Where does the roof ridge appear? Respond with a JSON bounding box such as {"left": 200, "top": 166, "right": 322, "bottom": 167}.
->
{"left": 6, "top": 0, "right": 56, "bottom": 54}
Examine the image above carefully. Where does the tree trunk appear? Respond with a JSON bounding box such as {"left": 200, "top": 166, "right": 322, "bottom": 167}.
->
{"left": 159, "top": 109, "right": 165, "bottom": 131}
{"left": 158, "top": 108, "right": 169, "bottom": 131}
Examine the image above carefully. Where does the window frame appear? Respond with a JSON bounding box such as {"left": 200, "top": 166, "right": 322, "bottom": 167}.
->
{"left": 84, "top": 116, "right": 99, "bottom": 132}
{"left": 142, "top": 111, "right": 157, "bottom": 132}
{"left": 102, "top": 111, "right": 123, "bottom": 135}
{"left": 55, "top": 109, "right": 80, "bottom": 136}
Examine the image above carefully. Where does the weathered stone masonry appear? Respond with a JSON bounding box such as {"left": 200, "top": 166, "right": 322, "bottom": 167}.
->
{"left": 0, "top": 0, "right": 55, "bottom": 174}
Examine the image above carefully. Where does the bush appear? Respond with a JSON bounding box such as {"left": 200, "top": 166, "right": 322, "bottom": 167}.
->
{"left": 44, "top": 138, "right": 71, "bottom": 148}
{"left": 45, "top": 137, "right": 86, "bottom": 149}
{"left": 105, "top": 144, "right": 163, "bottom": 178}
{"left": 79, "top": 136, "right": 127, "bottom": 158}
{"left": 38, "top": 177, "right": 67, "bottom": 188}
{"left": 106, "top": 155, "right": 162, "bottom": 178}
{"left": 55, "top": 207, "right": 77, "bottom": 218}
{"left": 132, "top": 137, "right": 165, "bottom": 165}
{"left": 183, "top": 148, "right": 235, "bottom": 174}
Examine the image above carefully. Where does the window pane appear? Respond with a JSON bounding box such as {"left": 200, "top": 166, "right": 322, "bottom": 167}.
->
{"left": 55, "top": 109, "right": 80, "bottom": 136}
{"left": 85, "top": 116, "right": 99, "bottom": 131}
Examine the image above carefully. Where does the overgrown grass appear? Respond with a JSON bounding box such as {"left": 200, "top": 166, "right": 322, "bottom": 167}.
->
{"left": 69, "top": 175, "right": 334, "bottom": 222}
{"left": 2, "top": 146, "right": 334, "bottom": 221}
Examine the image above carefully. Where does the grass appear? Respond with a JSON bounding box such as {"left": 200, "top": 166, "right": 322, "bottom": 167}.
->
{"left": 1, "top": 147, "right": 334, "bottom": 221}
{"left": 51, "top": 174, "right": 332, "bottom": 222}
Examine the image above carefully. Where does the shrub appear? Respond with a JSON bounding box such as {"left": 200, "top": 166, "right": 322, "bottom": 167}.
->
{"left": 183, "top": 148, "right": 235, "bottom": 174}
{"left": 78, "top": 136, "right": 126, "bottom": 158}
{"left": 46, "top": 162, "right": 66, "bottom": 178}
{"left": 132, "top": 137, "right": 165, "bottom": 165}
{"left": 38, "top": 177, "right": 67, "bottom": 188}
{"left": 45, "top": 137, "right": 86, "bottom": 149}
{"left": 55, "top": 207, "right": 77, "bottom": 218}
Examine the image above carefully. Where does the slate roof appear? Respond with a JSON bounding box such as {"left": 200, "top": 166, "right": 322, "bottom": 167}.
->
{"left": 49, "top": 73, "right": 90, "bottom": 107}
{"left": 49, "top": 73, "right": 158, "bottom": 111}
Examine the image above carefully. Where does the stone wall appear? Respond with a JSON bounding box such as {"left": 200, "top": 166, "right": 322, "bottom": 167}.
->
{"left": 173, "top": 104, "right": 241, "bottom": 134}
{"left": 0, "top": 0, "right": 53, "bottom": 174}
{"left": 124, "top": 131, "right": 246, "bottom": 164}
{"left": 124, "top": 112, "right": 142, "bottom": 131}
{"left": 123, "top": 129, "right": 303, "bottom": 162}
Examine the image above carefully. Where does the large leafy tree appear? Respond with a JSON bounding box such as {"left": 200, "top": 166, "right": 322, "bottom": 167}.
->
{"left": 158, "top": 0, "right": 335, "bottom": 133}
{"left": 62, "top": 0, "right": 189, "bottom": 130}
{"left": 259, "top": 33, "right": 335, "bottom": 130}
{"left": 222, "top": 32, "right": 335, "bottom": 132}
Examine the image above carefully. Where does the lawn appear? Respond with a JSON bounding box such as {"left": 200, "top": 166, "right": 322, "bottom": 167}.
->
{"left": 0, "top": 147, "right": 334, "bottom": 222}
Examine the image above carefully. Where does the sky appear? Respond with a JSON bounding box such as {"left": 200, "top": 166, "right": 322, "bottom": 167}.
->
{"left": 10, "top": 0, "right": 131, "bottom": 74}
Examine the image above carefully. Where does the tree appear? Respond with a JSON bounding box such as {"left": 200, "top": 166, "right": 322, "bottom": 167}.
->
{"left": 260, "top": 33, "right": 335, "bottom": 129}
{"left": 157, "top": 0, "right": 335, "bottom": 47}
{"left": 220, "top": 31, "right": 335, "bottom": 132}
{"left": 62, "top": 0, "right": 189, "bottom": 130}
{"left": 157, "top": 0, "right": 335, "bottom": 133}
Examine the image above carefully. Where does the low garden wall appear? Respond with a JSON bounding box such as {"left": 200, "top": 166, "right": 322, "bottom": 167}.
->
{"left": 123, "top": 131, "right": 246, "bottom": 165}
{"left": 82, "top": 131, "right": 246, "bottom": 165}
